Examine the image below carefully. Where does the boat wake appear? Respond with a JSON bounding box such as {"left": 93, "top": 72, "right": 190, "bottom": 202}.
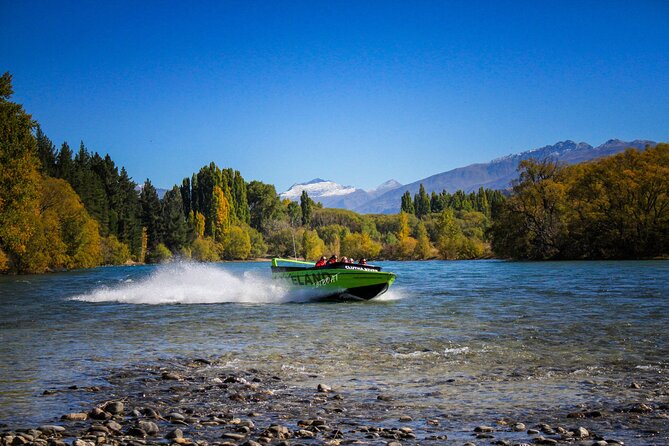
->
{"left": 71, "top": 262, "right": 321, "bottom": 305}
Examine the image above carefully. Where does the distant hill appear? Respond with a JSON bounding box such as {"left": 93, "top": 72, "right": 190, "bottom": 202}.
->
{"left": 280, "top": 178, "right": 402, "bottom": 209}
{"left": 353, "top": 139, "right": 656, "bottom": 214}
{"left": 135, "top": 185, "right": 168, "bottom": 199}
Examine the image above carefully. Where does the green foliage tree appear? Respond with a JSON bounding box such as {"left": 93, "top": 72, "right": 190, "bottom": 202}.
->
{"left": 101, "top": 234, "right": 131, "bottom": 265}
{"left": 414, "top": 221, "right": 433, "bottom": 259}
{"left": 490, "top": 159, "right": 568, "bottom": 259}
{"left": 0, "top": 72, "right": 41, "bottom": 271}
{"left": 247, "top": 181, "right": 285, "bottom": 233}
{"left": 414, "top": 184, "right": 431, "bottom": 218}
{"left": 222, "top": 225, "right": 251, "bottom": 260}
{"left": 436, "top": 208, "right": 463, "bottom": 259}
{"left": 35, "top": 125, "right": 57, "bottom": 176}
{"left": 139, "top": 179, "right": 163, "bottom": 256}
{"left": 161, "top": 186, "right": 189, "bottom": 252}
{"left": 191, "top": 237, "right": 220, "bottom": 262}
{"left": 400, "top": 190, "right": 414, "bottom": 214}
{"left": 341, "top": 232, "right": 382, "bottom": 260}
{"left": 149, "top": 243, "right": 173, "bottom": 263}
{"left": 247, "top": 226, "right": 268, "bottom": 259}
{"left": 300, "top": 190, "right": 313, "bottom": 226}
{"left": 301, "top": 229, "right": 325, "bottom": 261}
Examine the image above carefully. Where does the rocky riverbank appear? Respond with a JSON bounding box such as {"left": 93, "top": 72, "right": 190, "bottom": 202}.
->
{"left": 1, "top": 357, "right": 668, "bottom": 446}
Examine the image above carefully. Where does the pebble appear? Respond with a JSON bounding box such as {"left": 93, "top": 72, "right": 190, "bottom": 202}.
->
{"left": 38, "top": 426, "right": 65, "bottom": 435}
{"left": 399, "top": 415, "right": 412, "bottom": 422}
{"left": 474, "top": 425, "right": 494, "bottom": 432}
{"left": 573, "top": 426, "right": 590, "bottom": 438}
{"left": 166, "top": 428, "right": 184, "bottom": 439}
{"left": 102, "top": 402, "right": 124, "bottom": 415}
{"left": 104, "top": 420, "right": 122, "bottom": 432}
{"left": 162, "top": 372, "right": 182, "bottom": 380}
{"left": 168, "top": 413, "right": 185, "bottom": 421}
{"left": 61, "top": 413, "right": 88, "bottom": 422}
{"left": 137, "top": 420, "right": 159, "bottom": 435}
{"left": 317, "top": 384, "right": 332, "bottom": 393}
{"left": 88, "top": 408, "right": 109, "bottom": 420}
{"left": 513, "top": 422, "right": 526, "bottom": 431}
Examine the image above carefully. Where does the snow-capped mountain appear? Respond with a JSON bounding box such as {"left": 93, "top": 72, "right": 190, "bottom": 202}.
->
{"left": 280, "top": 178, "right": 402, "bottom": 210}
{"left": 281, "top": 178, "right": 358, "bottom": 201}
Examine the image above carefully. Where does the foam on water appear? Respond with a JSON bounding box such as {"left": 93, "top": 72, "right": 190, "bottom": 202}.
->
{"left": 373, "top": 287, "right": 405, "bottom": 302}
{"left": 72, "top": 262, "right": 318, "bottom": 304}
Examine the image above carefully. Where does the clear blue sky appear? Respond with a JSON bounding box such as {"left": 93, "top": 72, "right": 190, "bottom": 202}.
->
{"left": 2, "top": 1, "right": 668, "bottom": 192}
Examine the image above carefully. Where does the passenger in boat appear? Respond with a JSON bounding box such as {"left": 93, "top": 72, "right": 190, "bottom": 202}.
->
{"left": 327, "top": 255, "right": 338, "bottom": 265}
{"left": 358, "top": 258, "right": 367, "bottom": 265}
{"left": 315, "top": 256, "right": 327, "bottom": 268}
{"left": 346, "top": 257, "right": 354, "bottom": 264}
{"left": 341, "top": 256, "right": 348, "bottom": 263}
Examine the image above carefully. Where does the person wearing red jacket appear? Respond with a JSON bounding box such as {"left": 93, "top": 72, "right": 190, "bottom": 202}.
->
{"left": 314, "top": 256, "right": 327, "bottom": 268}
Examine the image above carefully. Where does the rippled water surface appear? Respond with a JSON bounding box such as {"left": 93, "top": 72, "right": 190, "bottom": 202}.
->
{"left": 1, "top": 260, "right": 668, "bottom": 438}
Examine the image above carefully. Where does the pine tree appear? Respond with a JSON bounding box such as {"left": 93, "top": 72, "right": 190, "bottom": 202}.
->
{"left": 34, "top": 126, "right": 57, "bottom": 176}
{"left": 161, "top": 186, "right": 189, "bottom": 251}
{"left": 139, "top": 179, "right": 163, "bottom": 253}
{"left": 55, "top": 142, "right": 74, "bottom": 183}
{"left": 117, "top": 167, "right": 142, "bottom": 258}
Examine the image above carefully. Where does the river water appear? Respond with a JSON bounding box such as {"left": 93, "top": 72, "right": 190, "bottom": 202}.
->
{"left": 1, "top": 260, "right": 668, "bottom": 442}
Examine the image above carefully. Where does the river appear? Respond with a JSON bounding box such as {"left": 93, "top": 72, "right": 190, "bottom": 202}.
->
{"left": 0, "top": 260, "right": 667, "bottom": 443}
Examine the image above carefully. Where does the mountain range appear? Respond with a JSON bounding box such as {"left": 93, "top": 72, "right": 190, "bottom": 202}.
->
{"left": 280, "top": 139, "right": 656, "bottom": 214}
{"left": 280, "top": 178, "right": 402, "bottom": 210}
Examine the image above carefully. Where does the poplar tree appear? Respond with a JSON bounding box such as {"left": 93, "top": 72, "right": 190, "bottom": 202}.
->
{"left": 400, "top": 190, "right": 414, "bottom": 214}
{"left": 300, "top": 190, "right": 313, "bottom": 226}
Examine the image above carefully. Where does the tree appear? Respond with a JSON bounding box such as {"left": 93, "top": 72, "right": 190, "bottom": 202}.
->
{"left": 0, "top": 72, "right": 41, "bottom": 271}
{"left": 247, "top": 227, "right": 267, "bottom": 259}
{"left": 300, "top": 190, "right": 313, "bottom": 226}
{"left": 21, "top": 178, "right": 103, "bottom": 272}
{"left": 210, "top": 185, "right": 231, "bottom": 241}
{"left": 247, "top": 181, "right": 285, "bottom": 233}
{"left": 341, "top": 232, "right": 382, "bottom": 260}
{"left": 55, "top": 142, "right": 74, "bottom": 183}
{"left": 161, "top": 186, "right": 189, "bottom": 252}
{"left": 139, "top": 179, "right": 163, "bottom": 255}
{"left": 490, "top": 158, "right": 568, "bottom": 259}
{"left": 400, "top": 190, "right": 414, "bottom": 214}
{"left": 101, "top": 235, "right": 131, "bottom": 265}
{"left": 414, "top": 221, "right": 433, "bottom": 259}
{"left": 191, "top": 237, "right": 220, "bottom": 262}
{"left": 436, "top": 208, "right": 463, "bottom": 259}
{"left": 222, "top": 226, "right": 251, "bottom": 260}
{"left": 34, "top": 125, "right": 57, "bottom": 176}
{"left": 414, "top": 184, "right": 431, "bottom": 218}
{"left": 302, "top": 229, "right": 325, "bottom": 261}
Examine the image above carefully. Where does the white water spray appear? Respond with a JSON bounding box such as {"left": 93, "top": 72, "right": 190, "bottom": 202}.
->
{"left": 71, "top": 262, "right": 314, "bottom": 305}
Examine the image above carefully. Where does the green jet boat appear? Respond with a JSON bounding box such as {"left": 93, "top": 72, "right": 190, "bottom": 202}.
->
{"left": 271, "top": 258, "right": 396, "bottom": 300}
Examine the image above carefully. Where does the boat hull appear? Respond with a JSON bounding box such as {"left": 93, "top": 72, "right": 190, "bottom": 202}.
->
{"left": 271, "top": 262, "right": 395, "bottom": 300}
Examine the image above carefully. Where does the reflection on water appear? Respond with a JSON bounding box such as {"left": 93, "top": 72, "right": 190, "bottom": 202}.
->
{"left": 1, "top": 260, "right": 668, "bottom": 430}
